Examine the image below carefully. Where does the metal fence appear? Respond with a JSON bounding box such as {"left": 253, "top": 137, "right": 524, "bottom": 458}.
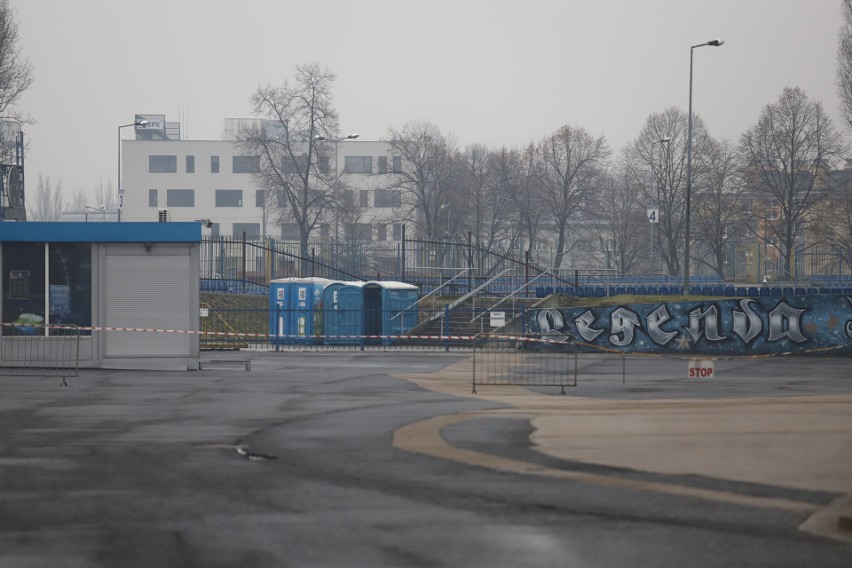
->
{"left": 0, "top": 324, "right": 80, "bottom": 385}
{"left": 472, "top": 334, "right": 580, "bottom": 394}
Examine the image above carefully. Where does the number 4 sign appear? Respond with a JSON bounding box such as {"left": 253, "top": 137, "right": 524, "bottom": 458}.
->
{"left": 647, "top": 207, "right": 659, "bottom": 224}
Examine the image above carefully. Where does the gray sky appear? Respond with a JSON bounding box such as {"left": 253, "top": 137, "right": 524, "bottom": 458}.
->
{"left": 14, "top": 0, "right": 849, "bottom": 201}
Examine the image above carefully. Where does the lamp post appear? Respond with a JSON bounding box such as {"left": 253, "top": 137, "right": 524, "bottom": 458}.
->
{"left": 684, "top": 38, "right": 724, "bottom": 292}
{"left": 314, "top": 133, "right": 359, "bottom": 241}
{"left": 117, "top": 118, "right": 148, "bottom": 222}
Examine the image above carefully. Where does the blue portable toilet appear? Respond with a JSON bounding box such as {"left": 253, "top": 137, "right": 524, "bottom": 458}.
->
{"left": 362, "top": 281, "right": 419, "bottom": 344}
{"left": 323, "top": 281, "right": 366, "bottom": 345}
{"left": 269, "top": 277, "right": 334, "bottom": 345}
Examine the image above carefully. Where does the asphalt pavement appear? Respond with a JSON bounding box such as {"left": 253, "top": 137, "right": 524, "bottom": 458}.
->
{"left": 0, "top": 350, "right": 850, "bottom": 567}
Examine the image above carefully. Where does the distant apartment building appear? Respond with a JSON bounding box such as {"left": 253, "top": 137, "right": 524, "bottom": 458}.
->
{"left": 121, "top": 116, "right": 406, "bottom": 241}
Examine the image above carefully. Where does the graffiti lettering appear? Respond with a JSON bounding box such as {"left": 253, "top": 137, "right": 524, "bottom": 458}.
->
{"left": 647, "top": 305, "right": 678, "bottom": 345}
{"left": 529, "top": 296, "right": 852, "bottom": 355}
{"left": 767, "top": 303, "right": 808, "bottom": 343}
{"left": 732, "top": 299, "right": 762, "bottom": 345}
{"left": 610, "top": 308, "right": 640, "bottom": 347}
{"left": 687, "top": 305, "right": 726, "bottom": 343}
{"left": 575, "top": 310, "right": 604, "bottom": 342}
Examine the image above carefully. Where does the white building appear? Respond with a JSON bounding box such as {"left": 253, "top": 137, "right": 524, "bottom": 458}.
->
{"left": 121, "top": 116, "right": 406, "bottom": 242}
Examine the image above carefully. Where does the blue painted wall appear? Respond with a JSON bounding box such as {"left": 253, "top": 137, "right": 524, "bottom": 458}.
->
{"left": 0, "top": 222, "right": 201, "bottom": 243}
{"left": 527, "top": 296, "right": 852, "bottom": 355}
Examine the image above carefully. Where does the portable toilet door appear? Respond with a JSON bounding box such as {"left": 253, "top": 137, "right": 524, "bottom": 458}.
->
{"left": 289, "top": 280, "right": 324, "bottom": 344}
{"left": 380, "top": 281, "right": 419, "bottom": 339}
{"left": 269, "top": 281, "right": 289, "bottom": 345}
{"left": 363, "top": 283, "right": 383, "bottom": 344}
{"left": 323, "top": 281, "right": 364, "bottom": 345}
{"left": 363, "top": 281, "right": 419, "bottom": 345}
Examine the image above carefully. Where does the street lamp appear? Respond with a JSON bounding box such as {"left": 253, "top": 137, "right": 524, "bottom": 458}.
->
{"left": 117, "top": 118, "right": 149, "bottom": 221}
{"left": 314, "top": 133, "right": 359, "bottom": 241}
{"left": 684, "top": 37, "right": 724, "bottom": 292}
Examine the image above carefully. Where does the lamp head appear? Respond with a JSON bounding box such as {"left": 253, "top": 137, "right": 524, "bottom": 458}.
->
{"left": 136, "top": 119, "right": 149, "bottom": 127}
{"left": 661, "top": 136, "right": 672, "bottom": 143}
{"left": 314, "top": 135, "right": 326, "bottom": 140}
{"left": 347, "top": 133, "right": 360, "bottom": 139}
{"left": 707, "top": 38, "right": 725, "bottom": 46}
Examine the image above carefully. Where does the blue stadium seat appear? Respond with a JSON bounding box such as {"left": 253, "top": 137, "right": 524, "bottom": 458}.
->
{"left": 627, "top": 286, "right": 637, "bottom": 295}
{"left": 736, "top": 287, "right": 747, "bottom": 296}
{"left": 690, "top": 286, "right": 701, "bottom": 295}
{"left": 637, "top": 286, "right": 648, "bottom": 295}
{"left": 535, "top": 287, "right": 546, "bottom": 298}
{"left": 748, "top": 287, "right": 760, "bottom": 297}
{"left": 555, "top": 286, "right": 565, "bottom": 295}
{"left": 807, "top": 288, "right": 819, "bottom": 295}
{"left": 712, "top": 286, "right": 723, "bottom": 296}
{"left": 782, "top": 287, "right": 793, "bottom": 296}
{"left": 759, "top": 287, "right": 770, "bottom": 297}
{"left": 648, "top": 286, "right": 659, "bottom": 295}
{"left": 702, "top": 286, "right": 713, "bottom": 296}
{"left": 794, "top": 288, "right": 806, "bottom": 296}
{"left": 724, "top": 286, "right": 735, "bottom": 296}
{"left": 769, "top": 287, "right": 781, "bottom": 296}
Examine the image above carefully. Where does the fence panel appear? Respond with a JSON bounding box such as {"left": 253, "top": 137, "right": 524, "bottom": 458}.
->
{"left": 0, "top": 324, "right": 80, "bottom": 384}
{"left": 472, "top": 334, "right": 578, "bottom": 394}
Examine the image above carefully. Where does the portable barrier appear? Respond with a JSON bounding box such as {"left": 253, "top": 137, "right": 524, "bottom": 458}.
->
{"left": 472, "top": 333, "right": 578, "bottom": 394}
{"left": 0, "top": 324, "right": 80, "bottom": 385}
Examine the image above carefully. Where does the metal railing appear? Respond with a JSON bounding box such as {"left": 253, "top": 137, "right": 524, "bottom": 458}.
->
{"left": 0, "top": 324, "right": 80, "bottom": 385}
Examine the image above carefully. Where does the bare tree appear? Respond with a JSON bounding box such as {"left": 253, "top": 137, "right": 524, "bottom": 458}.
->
{"left": 0, "top": 0, "right": 32, "bottom": 163}
{"left": 691, "top": 139, "right": 749, "bottom": 278}
{"left": 532, "top": 125, "right": 610, "bottom": 269}
{"left": 739, "top": 87, "right": 847, "bottom": 275}
{"left": 29, "top": 174, "right": 62, "bottom": 221}
{"left": 838, "top": 0, "right": 852, "bottom": 128}
{"left": 93, "top": 179, "right": 116, "bottom": 210}
{"left": 588, "top": 151, "right": 647, "bottom": 275}
{"left": 239, "top": 63, "right": 339, "bottom": 270}
{"left": 504, "top": 143, "right": 546, "bottom": 266}
{"left": 386, "top": 121, "right": 460, "bottom": 240}
{"left": 469, "top": 146, "right": 521, "bottom": 254}
{"left": 632, "top": 107, "right": 713, "bottom": 277}
{"left": 0, "top": 0, "right": 31, "bottom": 117}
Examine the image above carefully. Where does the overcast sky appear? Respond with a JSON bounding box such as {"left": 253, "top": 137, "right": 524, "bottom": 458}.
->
{"left": 13, "top": 0, "right": 850, "bottom": 202}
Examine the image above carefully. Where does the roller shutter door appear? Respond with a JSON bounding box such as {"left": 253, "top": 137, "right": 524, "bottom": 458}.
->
{"left": 105, "top": 254, "right": 190, "bottom": 357}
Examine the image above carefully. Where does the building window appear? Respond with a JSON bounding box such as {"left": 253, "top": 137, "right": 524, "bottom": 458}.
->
{"left": 378, "top": 156, "right": 388, "bottom": 173}
{"left": 392, "top": 223, "right": 402, "bottom": 241}
{"left": 374, "top": 189, "right": 401, "bottom": 208}
{"left": 215, "top": 190, "right": 243, "bottom": 207}
{"left": 281, "top": 223, "right": 299, "bottom": 240}
{"left": 392, "top": 156, "right": 402, "bottom": 173}
{"left": 233, "top": 223, "right": 261, "bottom": 239}
{"left": 319, "top": 156, "right": 330, "bottom": 175}
{"left": 149, "top": 155, "right": 177, "bottom": 173}
{"left": 233, "top": 155, "right": 260, "bottom": 174}
{"left": 347, "top": 223, "right": 372, "bottom": 241}
{"left": 344, "top": 156, "right": 372, "bottom": 174}
{"left": 211, "top": 156, "right": 220, "bottom": 173}
{"left": 256, "top": 189, "right": 265, "bottom": 208}
{"left": 377, "top": 223, "right": 387, "bottom": 241}
{"left": 148, "top": 189, "right": 158, "bottom": 207}
{"left": 210, "top": 223, "right": 220, "bottom": 237}
{"left": 359, "top": 190, "right": 369, "bottom": 208}
{"left": 166, "top": 189, "right": 195, "bottom": 207}
{"left": 282, "top": 154, "right": 308, "bottom": 174}
{"left": 186, "top": 155, "right": 195, "bottom": 173}
{"left": 2, "top": 243, "right": 92, "bottom": 336}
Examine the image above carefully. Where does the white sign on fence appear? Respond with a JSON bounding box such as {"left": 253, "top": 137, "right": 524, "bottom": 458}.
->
{"left": 490, "top": 311, "right": 506, "bottom": 328}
